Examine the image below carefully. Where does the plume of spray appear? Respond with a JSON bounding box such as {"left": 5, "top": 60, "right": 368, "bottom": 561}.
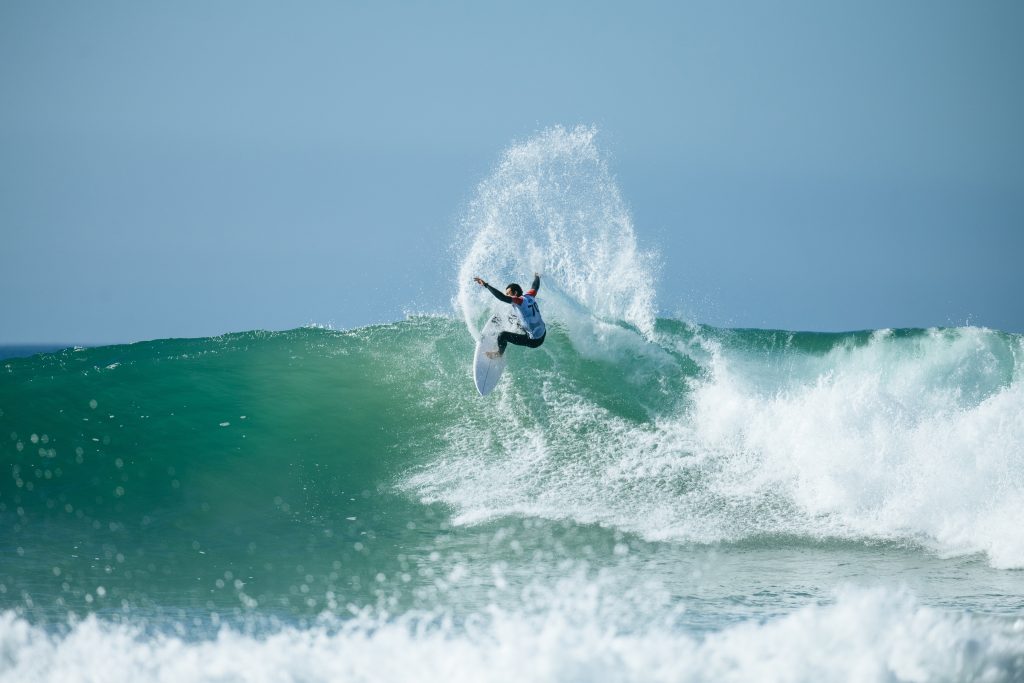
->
{"left": 454, "top": 126, "right": 658, "bottom": 350}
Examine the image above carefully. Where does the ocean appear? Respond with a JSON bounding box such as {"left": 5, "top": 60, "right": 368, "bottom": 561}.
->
{"left": 2, "top": 127, "right": 1023, "bottom": 681}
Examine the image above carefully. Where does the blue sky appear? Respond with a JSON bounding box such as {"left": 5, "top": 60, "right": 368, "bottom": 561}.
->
{"left": 2, "top": 1, "right": 1022, "bottom": 344}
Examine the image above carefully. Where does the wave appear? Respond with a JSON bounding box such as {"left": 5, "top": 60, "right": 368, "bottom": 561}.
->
{"left": 3, "top": 126, "right": 1022, "bottom": 579}
{"left": 404, "top": 321, "right": 1024, "bottom": 568}
{"left": 2, "top": 584, "right": 1021, "bottom": 683}
{"left": 424, "top": 125, "right": 1024, "bottom": 568}
{"left": 2, "top": 319, "right": 1022, "bottom": 571}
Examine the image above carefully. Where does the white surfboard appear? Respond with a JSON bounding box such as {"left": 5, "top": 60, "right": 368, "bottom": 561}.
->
{"left": 473, "top": 314, "right": 515, "bottom": 396}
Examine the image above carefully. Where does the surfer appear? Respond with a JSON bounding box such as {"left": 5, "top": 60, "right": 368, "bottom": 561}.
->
{"left": 473, "top": 273, "right": 547, "bottom": 358}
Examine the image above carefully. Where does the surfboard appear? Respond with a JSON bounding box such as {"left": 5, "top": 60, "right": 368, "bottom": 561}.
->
{"left": 473, "top": 314, "right": 516, "bottom": 396}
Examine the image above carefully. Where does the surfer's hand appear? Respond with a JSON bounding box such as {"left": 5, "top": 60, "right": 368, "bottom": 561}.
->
{"left": 473, "top": 277, "right": 487, "bottom": 287}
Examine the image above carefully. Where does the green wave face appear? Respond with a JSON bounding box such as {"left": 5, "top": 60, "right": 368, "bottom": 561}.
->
{"left": 1, "top": 322, "right": 449, "bottom": 621}
{"left": 3, "top": 319, "right": 1023, "bottom": 625}
{"left": 0, "top": 318, "right": 692, "bottom": 622}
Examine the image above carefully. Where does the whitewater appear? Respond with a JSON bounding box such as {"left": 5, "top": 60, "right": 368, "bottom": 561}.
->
{"left": 2, "top": 126, "right": 1023, "bottom": 682}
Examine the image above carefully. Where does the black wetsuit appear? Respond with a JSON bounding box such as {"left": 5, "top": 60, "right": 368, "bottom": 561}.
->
{"left": 483, "top": 275, "right": 547, "bottom": 355}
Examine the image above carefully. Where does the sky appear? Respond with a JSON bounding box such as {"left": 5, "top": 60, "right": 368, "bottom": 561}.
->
{"left": 2, "top": 1, "right": 1022, "bottom": 344}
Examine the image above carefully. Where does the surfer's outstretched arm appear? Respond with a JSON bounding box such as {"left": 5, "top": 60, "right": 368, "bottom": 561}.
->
{"left": 530, "top": 273, "right": 540, "bottom": 294}
{"left": 473, "top": 277, "right": 514, "bottom": 303}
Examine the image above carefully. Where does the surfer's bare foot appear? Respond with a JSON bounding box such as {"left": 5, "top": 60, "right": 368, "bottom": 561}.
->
{"left": 485, "top": 350, "right": 503, "bottom": 359}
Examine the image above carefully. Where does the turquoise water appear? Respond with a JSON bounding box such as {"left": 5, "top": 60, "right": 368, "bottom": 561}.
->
{"left": 2, "top": 320, "right": 1023, "bottom": 681}
{"left": 3, "top": 127, "right": 1023, "bottom": 681}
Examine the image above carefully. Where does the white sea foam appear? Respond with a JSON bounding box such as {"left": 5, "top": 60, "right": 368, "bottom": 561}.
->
{"left": 690, "top": 326, "right": 1024, "bottom": 567}
{"left": 1, "top": 586, "right": 1020, "bottom": 683}
{"left": 407, "top": 324, "right": 1024, "bottom": 567}
{"left": 454, "top": 125, "right": 657, "bottom": 346}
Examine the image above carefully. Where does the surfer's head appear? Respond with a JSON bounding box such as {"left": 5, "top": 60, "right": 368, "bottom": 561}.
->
{"left": 505, "top": 283, "right": 523, "bottom": 297}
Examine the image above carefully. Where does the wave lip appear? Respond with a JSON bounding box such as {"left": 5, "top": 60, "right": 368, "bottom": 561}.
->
{"left": 1, "top": 586, "right": 1021, "bottom": 683}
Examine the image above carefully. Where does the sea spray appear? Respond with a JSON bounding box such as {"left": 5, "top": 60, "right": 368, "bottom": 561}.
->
{"left": 689, "top": 325, "right": 1024, "bottom": 567}
{"left": 2, "top": 584, "right": 1022, "bottom": 683}
{"left": 405, "top": 322, "right": 1024, "bottom": 567}
{"left": 454, "top": 125, "right": 658, "bottom": 346}
{"left": 415, "top": 130, "right": 1024, "bottom": 566}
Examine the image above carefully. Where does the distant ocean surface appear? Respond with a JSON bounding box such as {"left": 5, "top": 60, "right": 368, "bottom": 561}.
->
{"left": 3, "top": 127, "right": 1023, "bottom": 681}
{"left": 0, "top": 346, "right": 78, "bottom": 362}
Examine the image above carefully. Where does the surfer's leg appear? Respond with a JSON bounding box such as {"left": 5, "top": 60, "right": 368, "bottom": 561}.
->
{"left": 495, "top": 331, "right": 513, "bottom": 355}
{"left": 497, "top": 331, "right": 526, "bottom": 355}
{"left": 497, "top": 331, "right": 544, "bottom": 355}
